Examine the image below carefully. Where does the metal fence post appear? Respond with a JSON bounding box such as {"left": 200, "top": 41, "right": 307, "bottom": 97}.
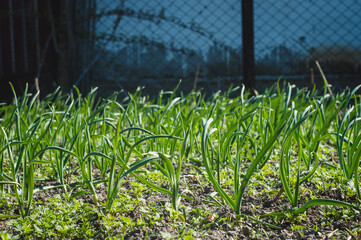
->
{"left": 242, "top": 0, "right": 255, "bottom": 89}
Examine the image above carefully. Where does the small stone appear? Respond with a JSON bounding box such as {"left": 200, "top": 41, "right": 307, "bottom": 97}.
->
{"left": 242, "top": 226, "right": 250, "bottom": 237}
{"left": 263, "top": 200, "right": 273, "bottom": 208}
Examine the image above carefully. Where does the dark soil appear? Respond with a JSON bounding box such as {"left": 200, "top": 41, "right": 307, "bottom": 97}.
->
{"left": 0, "top": 164, "right": 360, "bottom": 239}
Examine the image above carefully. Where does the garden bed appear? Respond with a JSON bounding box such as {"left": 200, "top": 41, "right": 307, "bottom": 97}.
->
{"left": 0, "top": 82, "right": 360, "bottom": 239}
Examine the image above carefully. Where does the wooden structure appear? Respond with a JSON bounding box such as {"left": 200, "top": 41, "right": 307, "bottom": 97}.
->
{"left": 0, "top": 0, "right": 95, "bottom": 103}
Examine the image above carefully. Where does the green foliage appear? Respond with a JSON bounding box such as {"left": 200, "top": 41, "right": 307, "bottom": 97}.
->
{"left": 0, "top": 82, "right": 361, "bottom": 238}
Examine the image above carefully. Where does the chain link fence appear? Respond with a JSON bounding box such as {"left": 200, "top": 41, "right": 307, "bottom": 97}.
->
{"left": 1, "top": 0, "right": 360, "bottom": 100}
{"left": 88, "top": 0, "right": 361, "bottom": 95}
{"left": 89, "top": 0, "right": 243, "bottom": 96}
{"left": 254, "top": 0, "right": 361, "bottom": 89}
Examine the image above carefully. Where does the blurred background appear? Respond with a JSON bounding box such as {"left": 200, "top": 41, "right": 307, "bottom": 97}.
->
{"left": 0, "top": 0, "right": 360, "bottom": 102}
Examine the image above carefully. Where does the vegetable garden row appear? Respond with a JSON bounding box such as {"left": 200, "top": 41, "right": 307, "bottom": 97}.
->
{"left": 0, "top": 81, "right": 361, "bottom": 238}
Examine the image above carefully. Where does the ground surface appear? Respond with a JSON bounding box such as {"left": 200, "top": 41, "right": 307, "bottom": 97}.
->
{"left": 1, "top": 84, "right": 361, "bottom": 239}
{"left": 1, "top": 160, "right": 360, "bottom": 239}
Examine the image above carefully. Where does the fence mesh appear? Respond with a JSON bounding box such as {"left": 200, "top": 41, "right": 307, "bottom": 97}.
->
{"left": 254, "top": 0, "right": 361, "bottom": 89}
{"left": 2, "top": 0, "right": 361, "bottom": 98}
{"left": 89, "top": 0, "right": 243, "bottom": 95}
